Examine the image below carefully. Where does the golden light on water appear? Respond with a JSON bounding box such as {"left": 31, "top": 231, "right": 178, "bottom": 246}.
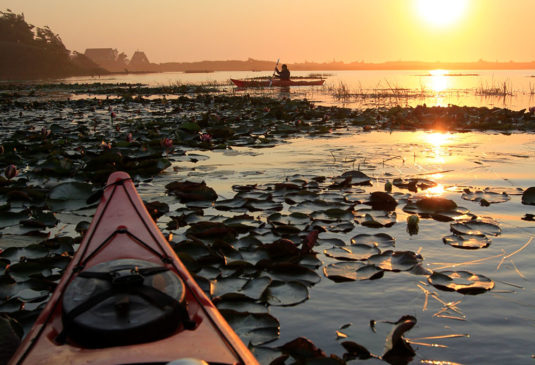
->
{"left": 425, "top": 131, "right": 452, "bottom": 147}
{"left": 428, "top": 69, "right": 449, "bottom": 93}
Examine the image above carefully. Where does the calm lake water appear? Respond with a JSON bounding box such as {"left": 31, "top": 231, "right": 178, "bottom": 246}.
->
{"left": 61, "top": 69, "right": 535, "bottom": 110}
{"left": 5, "top": 70, "right": 535, "bottom": 364}
{"left": 140, "top": 130, "right": 535, "bottom": 364}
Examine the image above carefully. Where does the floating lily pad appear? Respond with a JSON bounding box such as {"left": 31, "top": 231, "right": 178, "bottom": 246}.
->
{"left": 211, "top": 276, "right": 271, "bottom": 301}
{"left": 216, "top": 301, "right": 268, "bottom": 314}
{"left": 323, "top": 262, "right": 384, "bottom": 282}
{"left": 354, "top": 209, "right": 397, "bottom": 228}
{"left": 220, "top": 309, "right": 279, "bottom": 346}
{"left": 367, "top": 250, "right": 422, "bottom": 272}
{"left": 427, "top": 270, "right": 495, "bottom": 294}
{"left": 393, "top": 178, "right": 436, "bottom": 191}
{"left": 264, "top": 281, "right": 309, "bottom": 306}
{"left": 462, "top": 191, "right": 510, "bottom": 204}
{"left": 166, "top": 180, "right": 218, "bottom": 202}
{"left": 267, "top": 263, "right": 321, "bottom": 285}
{"left": 450, "top": 217, "right": 501, "bottom": 236}
{"left": 324, "top": 244, "right": 380, "bottom": 261}
{"left": 340, "top": 170, "right": 372, "bottom": 185}
{"left": 351, "top": 233, "right": 395, "bottom": 248}
{"left": 522, "top": 187, "right": 535, "bottom": 205}
{"left": 47, "top": 182, "right": 94, "bottom": 211}
{"left": 443, "top": 234, "right": 491, "bottom": 249}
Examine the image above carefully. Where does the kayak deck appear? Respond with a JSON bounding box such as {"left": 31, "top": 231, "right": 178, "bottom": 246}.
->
{"left": 9, "top": 172, "right": 258, "bottom": 365}
{"left": 231, "top": 78, "right": 325, "bottom": 87}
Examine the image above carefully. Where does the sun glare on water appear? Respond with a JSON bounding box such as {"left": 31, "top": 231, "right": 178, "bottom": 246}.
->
{"left": 415, "top": 0, "right": 468, "bottom": 27}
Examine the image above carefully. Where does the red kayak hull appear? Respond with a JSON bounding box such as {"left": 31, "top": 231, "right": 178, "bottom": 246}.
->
{"left": 231, "top": 78, "right": 325, "bottom": 87}
{"left": 9, "top": 171, "right": 259, "bottom": 365}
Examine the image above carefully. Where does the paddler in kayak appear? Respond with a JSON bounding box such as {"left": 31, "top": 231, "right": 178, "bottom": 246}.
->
{"left": 274, "top": 64, "right": 291, "bottom": 80}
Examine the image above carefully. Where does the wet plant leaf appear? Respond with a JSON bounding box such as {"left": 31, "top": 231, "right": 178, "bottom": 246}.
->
{"left": 216, "top": 300, "right": 268, "bottom": 314}
{"left": 368, "top": 250, "right": 422, "bottom": 272}
{"left": 462, "top": 190, "right": 510, "bottom": 204}
{"left": 264, "top": 280, "right": 309, "bottom": 306}
{"left": 351, "top": 233, "right": 395, "bottom": 248}
{"left": 267, "top": 263, "right": 321, "bottom": 285}
{"left": 427, "top": 270, "right": 495, "bottom": 294}
{"left": 450, "top": 216, "right": 501, "bottom": 236}
{"left": 443, "top": 234, "right": 491, "bottom": 249}
{"left": 220, "top": 309, "right": 279, "bottom": 346}
{"left": 355, "top": 209, "right": 397, "bottom": 228}
{"left": 323, "top": 262, "right": 384, "bottom": 282}
{"left": 324, "top": 244, "right": 380, "bottom": 261}
{"left": 521, "top": 187, "right": 535, "bottom": 205}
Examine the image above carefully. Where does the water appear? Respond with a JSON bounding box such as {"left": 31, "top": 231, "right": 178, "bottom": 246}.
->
{"left": 59, "top": 69, "right": 535, "bottom": 110}
{"left": 3, "top": 71, "right": 535, "bottom": 364}
{"left": 142, "top": 130, "right": 535, "bottom": 364}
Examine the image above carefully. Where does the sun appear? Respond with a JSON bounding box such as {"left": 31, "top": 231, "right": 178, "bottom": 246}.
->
{"left": 415, "top": 0, "right": 468, "bottom": 27}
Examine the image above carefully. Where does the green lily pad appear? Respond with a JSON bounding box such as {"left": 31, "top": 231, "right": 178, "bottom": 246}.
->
{"left": 267, "top": 263, "right": 321, "bottom": 285}
{"left": 354, "top": 209, "right": 397, "bottom": 228}
{"left": 351, "top": 233, "right": 395, "bottom": 248}
{"left": 216, "top": 301, "right": 268, "bottom": 314}
{"left": 450, "top": 217, "right": 501, "bottom": 236}
{"left": 443, "top": 234, "right": 491, "bottom": 249}
{"left": 368, "top": 250, "right": 422, "bottom": 272}
{"left": 264, "top": 281, "right": 309, "bottom": 306}
{"left": 462, "top": 191, "right": 510, "bottom": 204}
{"left": 521, "top": 187, "right": 535, "bottom": 205}
{"left": 427, "top": 270, "right": 495, "bottom": 294}
{"left": 324, "top": 244, "right": 380, "bottom": 261}
{"left": 323, "top": 261, "right": 384, "bottom": 282}
{"left": 220, "top": 309, "right": 280, "bottom": 346}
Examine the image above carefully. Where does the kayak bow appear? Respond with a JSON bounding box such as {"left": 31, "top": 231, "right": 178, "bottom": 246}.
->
{"left": 9, "top": 171, "right": 259, "bottom": 365}
{"left": 231, "top": 78, "right": 325, "bottom": 88}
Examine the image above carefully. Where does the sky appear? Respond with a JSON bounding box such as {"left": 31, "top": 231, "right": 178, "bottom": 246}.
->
{"left": 1, "top": 0, "right": 534, "bottom": 64}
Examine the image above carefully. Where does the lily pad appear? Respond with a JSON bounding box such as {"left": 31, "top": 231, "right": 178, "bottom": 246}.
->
{"left": 427, "top": 270, "right": 495, "bottom": 294}
{"left": 443, "top": 234, "right": 491, "bottom": 249}
{"left": 324, "top": 244, "right": 380, "bottom": 261}
{"left": 267, "top": 263, "right": 321, "bottom": 285}
{"left": 323, "top": 262, "right": 384, "bottom": 282}
{"left": 220, "top": 309, "right": 280, "bottom": 346}
{"left": 351, "top": 233, "right": 395, "bottom": 248}
{"left": 367, "top": 250, "right": 422, "bottom": 272}
{"left": 264, "top": 281, "right": 309, "bottom": 306}
{"left": 450, "top": 217, "right": 501, "bottom": 236}
{"left": 462, "top": 191, "right": 510, "bottom": 204}
{"left": 354, "top": 209, "right": 397, "bottom": 228}
{"left": 521, "top": 187, "right": 535, "bottom": 205}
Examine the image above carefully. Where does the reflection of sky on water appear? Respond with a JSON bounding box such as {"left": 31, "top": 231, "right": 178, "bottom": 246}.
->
{"left": 60, "top": 68, "right": 535, "bottom": 109}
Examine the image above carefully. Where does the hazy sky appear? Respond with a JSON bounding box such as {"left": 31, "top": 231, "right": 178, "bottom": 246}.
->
{"left": 1, "top": 0, "right": 533, "bottom": 64}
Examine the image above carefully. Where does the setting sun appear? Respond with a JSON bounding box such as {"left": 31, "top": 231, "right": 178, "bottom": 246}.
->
{"left": 415, "top": 0, "right": 468, "bottom": 27}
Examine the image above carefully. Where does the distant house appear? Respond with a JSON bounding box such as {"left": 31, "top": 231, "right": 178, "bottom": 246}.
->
{"left": 84, "top": 48, "right": 126, "bottom": 72}
{"left": 128, "top": 51, "right": 159, "bottom": 72}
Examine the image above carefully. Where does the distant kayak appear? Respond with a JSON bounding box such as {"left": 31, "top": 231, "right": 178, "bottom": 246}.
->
{"left": 231, "top": 78, "right": 325, "bottom": 87}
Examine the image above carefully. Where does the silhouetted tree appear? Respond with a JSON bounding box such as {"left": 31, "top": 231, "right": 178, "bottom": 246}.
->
{"left": 0, "top": 9, "right": 105, "bottom": 79}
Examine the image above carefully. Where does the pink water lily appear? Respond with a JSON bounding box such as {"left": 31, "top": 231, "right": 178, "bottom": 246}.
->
{"left": 161, "top": 137, "right": 173, "bottom": 148}
{"left": 200, "top": 133, "right": 212, "bottom": 143}
{"left": 5, "top": 164, "right": 18, "bottom": 179}
{"left": 126, "top": 133, "right": 133, "bottom": 142}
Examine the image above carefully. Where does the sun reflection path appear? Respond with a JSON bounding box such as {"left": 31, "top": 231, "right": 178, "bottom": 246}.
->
{"left": 428, "top": 69, "right": 449, "bottom": 93}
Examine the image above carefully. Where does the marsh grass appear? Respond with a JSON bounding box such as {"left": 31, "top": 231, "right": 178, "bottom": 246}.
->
{"left": 475, "top": 80, "right": 514, "bottom": 97}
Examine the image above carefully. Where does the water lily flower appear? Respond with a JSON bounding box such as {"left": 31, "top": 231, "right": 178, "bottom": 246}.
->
{"left": 5, "top": 164, "right": 18, "bottom": 179}
{"left": 161, "top": 137, "right": 173, "bottom": 149}
{"left": 101, "top": 141, "right": 112, "bottom": 150}
{"left": 110, "top": 112, "right": 117, "bottom": 118}
{"left": 199, "top": 133, "right": 212, "bottom": 143}
{"left": 126, "top": 133, "right": 133, "bottom": 142}
{"left": 0, "top": 145, "right": 4, "bottom": 154}
{"left": 41, "top": 127, "right": 51, "bottom": 138}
